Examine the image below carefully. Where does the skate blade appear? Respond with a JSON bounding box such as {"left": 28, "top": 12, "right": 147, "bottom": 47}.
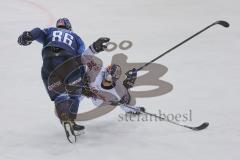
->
{"left": 64, "top": 123, "right": 77, "bottom": 143}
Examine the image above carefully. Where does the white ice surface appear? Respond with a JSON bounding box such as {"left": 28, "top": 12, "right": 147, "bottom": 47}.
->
{"left": 0, "top": 0, "right": 240, "bottom": 160}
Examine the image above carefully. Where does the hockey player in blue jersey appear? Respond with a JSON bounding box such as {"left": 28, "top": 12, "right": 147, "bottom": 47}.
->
{"left": 18, "top": 18, "right": 110, "bottom": 143}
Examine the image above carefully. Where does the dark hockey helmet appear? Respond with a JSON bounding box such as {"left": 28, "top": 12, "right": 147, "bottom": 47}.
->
{"left": 104, "top": 64, "right": 122, "bottom": 82}
{"left": 56, "top": 18, "right": 72, "bottom": 31}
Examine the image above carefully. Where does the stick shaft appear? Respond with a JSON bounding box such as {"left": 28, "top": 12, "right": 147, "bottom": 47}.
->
{"left": 136, "top": 22, "right": 217, "bottom": 71}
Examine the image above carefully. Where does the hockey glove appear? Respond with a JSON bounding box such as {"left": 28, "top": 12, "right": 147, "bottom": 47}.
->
{"left": 123, "top": 68, "right": 137, "bottom": 89}
{"left": 18, "top": 31, "right": 33, "bottom": 46}
{"left": 90, "top": 37, "right": 110, "bottom": 53}
{"left": 81, "top": 87, "right": 102, "bottom": 100}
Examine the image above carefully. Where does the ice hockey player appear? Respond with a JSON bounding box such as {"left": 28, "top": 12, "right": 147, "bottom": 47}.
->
{"left": 17, "top": 18, "right": 110, "bottom": 143}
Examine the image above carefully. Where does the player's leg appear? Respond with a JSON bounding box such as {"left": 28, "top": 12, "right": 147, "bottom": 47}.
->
{"left": 54, "top": 94, "right": 84, "bottom": 143}
{"left": 54, "top": 95, "right": 84, "bottom": 128}
{"left": 68, "top": 95, "right": 85, "bottom": 133}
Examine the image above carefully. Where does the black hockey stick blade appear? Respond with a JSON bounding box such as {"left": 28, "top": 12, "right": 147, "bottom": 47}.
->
{"left": 186, "top": 122, "right": 209, "bottom": 131}
{"left": 215, "top": 20, "right": 230, "bottom": 28}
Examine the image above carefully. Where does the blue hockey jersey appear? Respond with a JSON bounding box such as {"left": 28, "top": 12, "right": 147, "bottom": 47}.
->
{"left": 30, "top": 27, "right": 85, "bottom": 56}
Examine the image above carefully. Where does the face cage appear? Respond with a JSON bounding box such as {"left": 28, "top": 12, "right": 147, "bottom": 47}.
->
{"left": 56, "top": 20, "right": 72, "bottom": 31}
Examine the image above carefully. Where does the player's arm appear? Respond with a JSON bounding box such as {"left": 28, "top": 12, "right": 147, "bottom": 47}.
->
{"left": 17, "top": 28, "right": 47, "bottom": 46}
{"left": 82, "top": 37, "right": 110, "bottom": 55}
{"left": 76, "top": 35, "right": 85, "bottom": 54}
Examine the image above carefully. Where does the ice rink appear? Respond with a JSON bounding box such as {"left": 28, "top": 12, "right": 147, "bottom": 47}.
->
{"left": 0, "top": 0, "right": 239, "bottom": 159}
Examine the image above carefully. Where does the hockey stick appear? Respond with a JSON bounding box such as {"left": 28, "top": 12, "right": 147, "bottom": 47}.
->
{"left": 121, "top": 21, "right": 229, "bottom": 129}
{"left": 134, "top": 20, "right": 229, "bottom": 72}
{"left": 124, "top": 105, "right": 209, "bottom": 131}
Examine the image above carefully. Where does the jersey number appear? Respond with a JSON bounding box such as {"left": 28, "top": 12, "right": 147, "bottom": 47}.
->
{"left": 52, "top": 31, "right": 74, "bottom": 47}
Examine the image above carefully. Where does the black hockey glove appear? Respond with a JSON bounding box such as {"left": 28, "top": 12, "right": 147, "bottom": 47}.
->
{"left": 66, "top": 74, "right": 91, "bottom": 96}
{"left": 90, "top": 37, "right": 110, "bottom": 53}
{"left": 81, "top": 86, "right": 96, "bottom": 98}
{"left": 123, "top": 68, "right": 137, "bottom": 89}
{"left": 18, "top": 31, "right": 33, "bottom": 46}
